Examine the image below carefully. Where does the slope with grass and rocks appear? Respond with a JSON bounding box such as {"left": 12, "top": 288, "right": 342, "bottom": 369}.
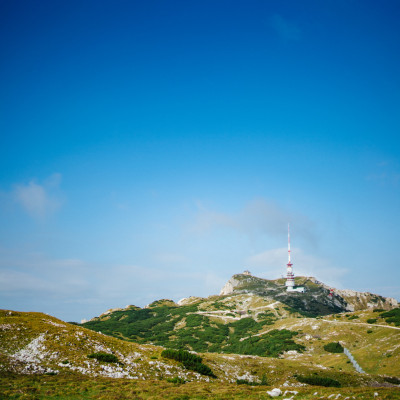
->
{"left": 1, "top": 308, "right": 399, "bottom": 393}
{"left": 80, "top": 274, "right": 400, "bottom": 378}
{"left": 220, "top": 274, "right": 398, "bottom": 315}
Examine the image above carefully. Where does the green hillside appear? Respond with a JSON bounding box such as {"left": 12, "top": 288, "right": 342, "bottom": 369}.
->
{"left": 2, "top": 309, "right": 400, "bottom": 399}
{"left": 82, "top": 295, "right": 305, "bottom": 357}
{"left": 82, "top": 287, "right": 400, "bottom": 377}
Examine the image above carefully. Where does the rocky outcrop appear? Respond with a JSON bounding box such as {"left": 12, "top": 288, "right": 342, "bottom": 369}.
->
{"left": 219, "top": 274, "right": 398, "bottom": 316}
{"left": 220, "top": 276, "right": 242, "bottom": 295}
{"left": 308, "top": 277, "right": 398, "bottom": 311}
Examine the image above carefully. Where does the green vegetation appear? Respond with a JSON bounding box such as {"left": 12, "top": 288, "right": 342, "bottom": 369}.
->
{"left": 384, "top": 376, "right": 400, "bottom": 385}
{"left": 373, "top": 308, "right": 385, "bottom": 312}
{"left": 323, "top": 342, "right": 344, "bottom": 353}
{"left": 380, "top": 307, "right": 400, "bottom": 326}
{"left": 147, "top": 299, "right": 177, "bottom": 308}
{"left": 166, "top": 376, "right": 186, "bottom": 384}
{"left": 296, "top": 375, "right": 341, "bottom": 387}
{"left": 348, "top": 315, "right": 359, "bottom": 320}
{"left": 2, "top": 373, "right": 399, "bottom": 400}
{"left": 161, "top": 349, "right": 216, "bottom": 378}
{"left": 82, "top": 305, "right": 301, "bottom": 358}
{"left": 87, "top": 352, "right": 120, "bottom": 364}
{"left": 236, "top": 374, "right": 268, "bottom": 386}
{"left": 366, "top": 318, "right": 377, "bottom": 324}
{"left": 223, "top": 328, "right": 305, "bottom": 357}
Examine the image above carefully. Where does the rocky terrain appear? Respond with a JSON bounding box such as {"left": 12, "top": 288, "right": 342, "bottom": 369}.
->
{"left": 220, "top": 274, "right": 398, "bottom": 315}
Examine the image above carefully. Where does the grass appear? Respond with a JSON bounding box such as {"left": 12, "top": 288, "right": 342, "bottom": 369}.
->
{"left": 1, "top": 373, "right": 400, "bottom": 399}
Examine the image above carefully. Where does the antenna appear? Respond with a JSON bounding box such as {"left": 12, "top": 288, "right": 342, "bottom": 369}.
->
{"left": 288, "top": 223, "right": 291, "bottom": 264}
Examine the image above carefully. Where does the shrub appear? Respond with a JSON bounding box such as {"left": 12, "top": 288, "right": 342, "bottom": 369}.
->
{"left": 161, "top": 349, "right": 216, "bottom": 378}
{"left": 384, "top": 376, "right": 400, "bottom": 385}
{"left": 367, "top": 318, "right": 377, "bottom": 324}
{"left": 87, "top": 352, "right": 120, "bottom": 363}
{"left": 348, "top": 315, "right": 359, "bottom": 320}
{"left": 161, "top": 349, "right": 202, "bottom": 364}
{"left": 236, "top": 375, "right": 268, "bottom": 386}
{"left": 296, "top": 375, "right": 341, "bottom": 387}
{"left": 236, "top": 379, "right": 255, "bottom": 385}
{"left": 380, "top": 308, "right": 400, "bottom": 326}
{"left": 323, "top": 342, "right": 344, "bottom": 353}
{"left": 373, "top": 308, "right": 384, "bottom": 313}
{"left": 367, "top": 330, "right": 373, "bottom": 334}
{"left": 260, "top": 373, "right": 268, "bottom": 385}
{"left": 166, "top": 376, "right": 185, "bottom": 384}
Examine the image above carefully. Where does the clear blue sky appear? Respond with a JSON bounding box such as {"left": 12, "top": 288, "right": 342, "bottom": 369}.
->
{"left": 1, "top": 0, "right": 399, "bottom": 322}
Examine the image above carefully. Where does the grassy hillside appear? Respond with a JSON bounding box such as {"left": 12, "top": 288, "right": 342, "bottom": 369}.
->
{"left": 2, "top": 374, "right": 400, "bottom": 399}
{"left": 82, "top": 291, "right": 400, "bottom": 377}
{"left": 1, "top": 308, "right": 400, "bottom": 398}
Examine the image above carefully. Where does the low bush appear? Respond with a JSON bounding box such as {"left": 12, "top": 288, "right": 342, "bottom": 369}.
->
{"left": 236, "top": 374, "right": 268, "bottom": 386}
{"left": 236, "top": 379, "right": 256, "bottom": 385}
{"left": 373, "top": 308, "right": 385, "bottom": 313}
{"left": 348, "top": 315, "right": 359, "bottom": 320}
{"left": 366, "top": 318, "right": 377, "bottom": 324}
{"left": 166, "top": 376, "right": 186, "bottom": 384}
{"left": 87, "top": 352, "right": 120, "bottom": 363}
{"left": 380, "top": 308, "right": 400, "bottom": 326}
{"left": 161, "top": 349, "right": 216, "bottom": 378}
{"left": 323, "top": 342, "right": 344, "bottom": 353}
{"left": 161, "top": 349, "right": 202, "bottom": 364}
{"left": 383, "top": 376, "right": 400, "bottom": 385}
{"left": 296, "top": 375, "right": 341, "bottom": 387}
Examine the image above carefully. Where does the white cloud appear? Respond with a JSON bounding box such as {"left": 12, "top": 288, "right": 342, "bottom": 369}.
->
{"left": 13, "top": 173, "right": 63, "bottom": 218}
{"left": 270, "top": 14, "right": 301, "bottom": 41}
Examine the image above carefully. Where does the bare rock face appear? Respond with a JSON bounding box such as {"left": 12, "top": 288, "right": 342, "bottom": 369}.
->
{"left": 308, "top": 277, "right": 398, "bottom": 311}
{"left": 220, "top": 276, "right": 241, "bottom": 295}
{"left": 331, "top": 288, "right": 398, "bottom": 311}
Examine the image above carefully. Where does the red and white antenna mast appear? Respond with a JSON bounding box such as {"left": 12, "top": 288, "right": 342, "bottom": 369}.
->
{"left": 288, "top": 223, "right": 291, "bottom": 264}
{"left": 285, "top": 223, "right": 295, "bottom": 290}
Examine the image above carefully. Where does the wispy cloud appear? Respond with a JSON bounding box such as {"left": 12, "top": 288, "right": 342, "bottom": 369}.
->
{"left": 190, "top": 198, "right": 316, "bottom": 245}
{"left": 366, "top": 161, "right": 400, "bottom": 186}
{"left": 13, "top": 173, "right": 63, "bottom": 218}
{"left": 270, "top": 14, "right": 301, "bottom": 41}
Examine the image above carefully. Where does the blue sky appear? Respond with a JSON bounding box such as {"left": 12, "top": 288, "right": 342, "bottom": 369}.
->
{"left": 1, "top": 0, "right": 399, "bottom": 322}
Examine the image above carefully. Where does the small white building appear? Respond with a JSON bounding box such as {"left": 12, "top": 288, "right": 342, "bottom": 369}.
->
{"left": 287, "top": 286, "right": 305, "bottom": 293}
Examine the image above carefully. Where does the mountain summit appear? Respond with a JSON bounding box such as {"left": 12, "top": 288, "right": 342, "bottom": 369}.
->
{"left": 220, "top": 273, "right": 398, "bottom": 316}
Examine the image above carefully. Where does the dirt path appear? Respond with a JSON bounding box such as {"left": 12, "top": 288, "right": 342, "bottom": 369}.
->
{"left": 321, "top": 319, "right": 400, "bottom": 330}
